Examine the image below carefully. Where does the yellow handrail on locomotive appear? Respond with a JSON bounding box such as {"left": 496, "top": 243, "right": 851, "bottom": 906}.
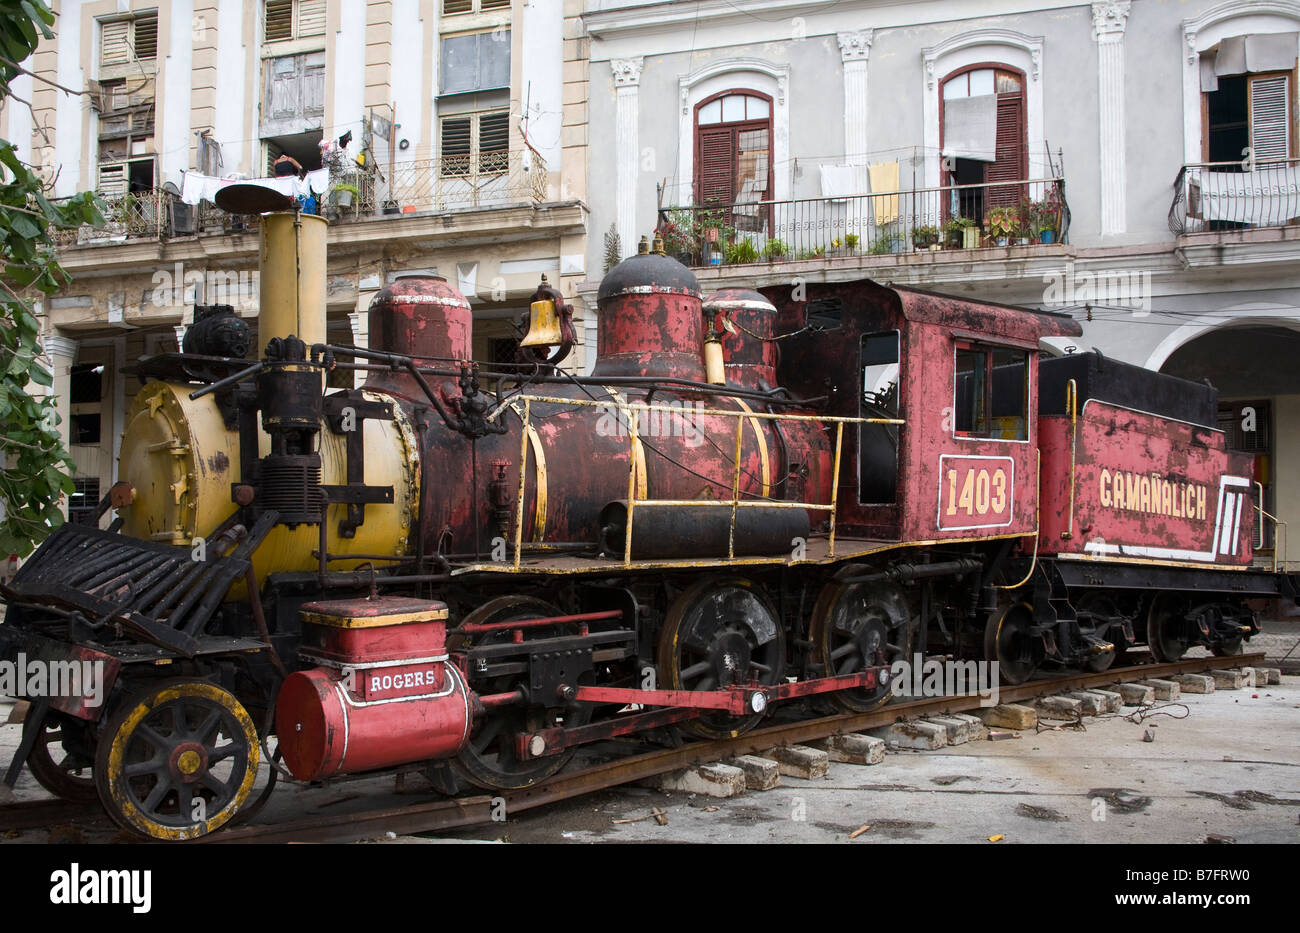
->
{"left": 490, "top": 394, "right": 905, "bottom": 569}
{"left": 1252, "top": 481, "right": 1287, "bottom": 573}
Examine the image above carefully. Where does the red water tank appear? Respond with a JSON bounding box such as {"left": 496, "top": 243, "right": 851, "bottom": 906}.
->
{"left": 705, "top": 288, "right": 779, "bottom": 389}
{"left": 366, "top": 274, "right": 473, "bottom": 395}
{"left": 593, "top": 241, "right": 705, "bottom": 382}
{"left": 275, "top": 597, "right": 472, "bottom": 781}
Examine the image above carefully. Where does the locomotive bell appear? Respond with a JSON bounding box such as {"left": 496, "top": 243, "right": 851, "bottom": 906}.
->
{"left": 520, "top": 280, "right": 563, "bottom": 348}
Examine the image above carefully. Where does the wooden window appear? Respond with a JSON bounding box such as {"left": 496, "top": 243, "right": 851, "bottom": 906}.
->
{"left": 444, "top": 0, "right": 509, "bottom": 12}
{"left": 693, "top": 92, "right": 772, "bottom": 208}
{"left": 265, "top": 0, "right": 326, "bottom": 42}
{"left": 1204, "top": 73, "right": 1294, "bottom": 162}
{"left": 100, "top": 13, "right": 157, "bottom": 66}
{"left": 262, "top": 51, "right": 326, "bottom": 134}
{"left": 441, "top": 31, "right": 511, "bottom": 95}
{"left": 940, "top": 66, "right": 1027, "bottom": 218}
{"left": 440, "top": 110, "right": 509, "bottom": 176}
{"left": 1250, "top": 74, "right": 1290, "bottom": 160}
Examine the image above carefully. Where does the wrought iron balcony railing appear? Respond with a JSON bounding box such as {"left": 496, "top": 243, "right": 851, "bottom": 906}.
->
{"left": 1169, "top": 159, "right": 1300, "bottom": 235}
{"left": 51, "top": 150, "right": 550, "bottom": 244}
{"left": 364, "top": 150, "right": 549, "bottom": 214}
{"left": 657, "top": 176, "right": 1069, "bottom": 266}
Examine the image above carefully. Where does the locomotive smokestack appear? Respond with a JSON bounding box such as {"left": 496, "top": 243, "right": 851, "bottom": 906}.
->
{"left": 259, "top": 212, "right": 328, "bottom": 345}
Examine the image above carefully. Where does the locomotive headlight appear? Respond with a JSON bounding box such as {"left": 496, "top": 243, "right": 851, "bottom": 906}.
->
{"left": 750, "top": 692, "right": 768, "bottom": 714}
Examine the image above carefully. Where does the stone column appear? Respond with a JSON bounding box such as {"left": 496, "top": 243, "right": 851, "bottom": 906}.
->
{"left": 1093, "top": 1, "right": 1131, "bottom": 235}
{"left": 349, "top": 306, "right": 372, "bottom": 389}
{"left": 44, "top": 334, "right": 77, "bottom": 516}
{"left": 612, "top": 56, "right": 643, "bottom": 261}
{"left": 838, "top": 30, "right": 873, "bottom": 165}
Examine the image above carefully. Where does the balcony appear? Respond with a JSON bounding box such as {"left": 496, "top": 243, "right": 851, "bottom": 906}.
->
{"left": 362, "top": 150, "right": 548, "bottom": 215}
{"left": 1169, "top": 160, "right": 1300, "bottom": 234}
{"left": 656, "top": 176, "right": 1070, "bottom": 267}
{"left": 53, "top": 150, "right": 551, "bottom": 246}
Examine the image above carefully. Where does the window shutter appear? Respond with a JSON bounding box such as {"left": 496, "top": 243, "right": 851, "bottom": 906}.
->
{"left": 481, "top": 0, "right": 511, "bottom": 8}
{"left": 441, "top": 117, "right": 473, "bottom": 176}
{"left": 265, "top": 0, "right": 293, "bottom": 41}
{"left": 1250, "top": 75, "right": 1290, "bottom": 161}
{"left": 985, "top": 94, "right": 1024, "bottom": 208}
{"left": 266, "top": 55, "right": 301, "bottom": 121}
{"left": 298, "top": 0, "right": 327, "bottom": 38}
{"left": 302, "top": 51, "right": 326, "bottom": 119}
{"left": 101, "top": 21, "right": 130, "bottom": 65}
{"left": 697, "top": 127, "right": 736, "bottom": 205}
{"left": 98, "top": 164, "right": 127, "bottom": 197}
{"left": 132, "top": 14, "right": 157, "bottom": 60}
{"left": 479, "top": 111, "right": 509, "bottom": 172}
{"left": 444, "top": 0, "right": 473, "bottom": 12}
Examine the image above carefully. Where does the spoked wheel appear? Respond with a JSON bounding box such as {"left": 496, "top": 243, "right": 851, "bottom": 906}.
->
{"left": 450, "top": 596, "right": 591, "bottom": 791}
{"left": 809, "top": 582, "right": 912, "bottom": 713}
{"left": 94, "top": 679, "right": 259, "bottom": 840}
{"left": 26, "top": 714, "right": 98, "bottom": 802}
{"left": 985, "top": 603, "right": 1044, "bottom": 685}
{"left": 657, "top": 578, "right": 787, "bottom": 739}
{"left": 1145, "top": 596, "right": 1192, "bottom": 663}
{"left": 1075, "top": 593, "right": 1122, "bottom": 673}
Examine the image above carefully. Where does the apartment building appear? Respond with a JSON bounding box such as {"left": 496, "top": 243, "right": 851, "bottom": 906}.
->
{"left": 2, "top": 0, "right": 591, "bottom": 523}
{"left": 579, "top": 0, "right": 1300, "bottom": 567}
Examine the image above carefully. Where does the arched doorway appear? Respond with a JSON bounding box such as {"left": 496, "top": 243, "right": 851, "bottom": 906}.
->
{"left": 1161, "top": 322, "right": 1300, "bottom": 561}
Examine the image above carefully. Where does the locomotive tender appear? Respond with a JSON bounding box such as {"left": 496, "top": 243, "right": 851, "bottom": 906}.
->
{"left": 1, "top": 212, "right": 1291, "bottom": 840}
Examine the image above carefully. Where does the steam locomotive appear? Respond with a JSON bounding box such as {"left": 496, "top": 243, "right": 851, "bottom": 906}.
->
{"left": 1, "top": 211, "right": 1291, "bottom": 840}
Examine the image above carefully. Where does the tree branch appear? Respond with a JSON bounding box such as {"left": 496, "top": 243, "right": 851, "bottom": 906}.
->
{"left": 0, "top": 56, "right": 90, "bottom": 97}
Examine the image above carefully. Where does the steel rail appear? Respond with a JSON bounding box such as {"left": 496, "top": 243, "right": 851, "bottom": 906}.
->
{"left": 203, "top": 651, "right": 1266, "bottom": 844}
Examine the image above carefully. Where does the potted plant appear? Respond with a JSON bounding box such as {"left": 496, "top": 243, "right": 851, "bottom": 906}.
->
{"left": 655, "top": 210, "right": 696, "bottom": 263}
{"left": 869, "top": 235, "right": 892, "bottom": 256}
{"left": 987, "top": 206, "right": 1018, "bottom": 246}
{"left": 331, "top": 183, "right": 360, "bottom": 209}
{"left": 762, "top": 238, "right": 789, "bottom": 262}
{"left": 844, "top": 233, "right": 860, "bottom": 253}
{"left": 911, "top": 224, "right": 940, "bottom": 251}
{"left": 724, "top": 237, "right": 760, "bottom": 264}
{"left": 945, "top": 216, "right": 979, "bottom": 249}
{"left": 1025, "top": 196, "right": 1062, "bottom": 244}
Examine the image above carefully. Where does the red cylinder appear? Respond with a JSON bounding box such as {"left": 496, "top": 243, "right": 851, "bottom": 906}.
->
{"left": 366, "top": 274, "right": 472, "bottom": 395}
{"left": 705, "top": 288, "right": 779, "bottom": 390}
{"left": 275, "top": 662, "right": 472, "bottom": 781}
{"left": 593, "top": 250, "right": 705, "bottom": 382}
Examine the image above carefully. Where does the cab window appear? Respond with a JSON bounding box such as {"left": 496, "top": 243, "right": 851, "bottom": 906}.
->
{"left": 954, "top": 343, "right": 1027, "bottom": 440}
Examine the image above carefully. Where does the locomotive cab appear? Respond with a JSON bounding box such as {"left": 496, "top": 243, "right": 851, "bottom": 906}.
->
{"left": 763, "top": 280, "right": 1081, "bottom": 544}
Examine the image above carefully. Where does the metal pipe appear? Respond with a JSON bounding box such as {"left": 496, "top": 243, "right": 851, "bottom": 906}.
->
{"left": 837, "top": 557, "right": 983, "bottom": 586}
{"left": 188, "top": 361, "right": 264, "bottom": 400}
{"left": 458, "top": 610, "right": 622, "bottom": 636}
{"left": 477, "top": 690, "right": 527, "bottom": 709}
{"left": 996, "top": 450, "right": 1042, "bottom": 591}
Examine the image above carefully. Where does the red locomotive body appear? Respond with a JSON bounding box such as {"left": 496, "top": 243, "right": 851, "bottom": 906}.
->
{"left": 2, "top": 230, "right": 1293, "bottom": 841}
{"left": 1039, "top": 400, "right": 1255, "bottom": 566}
